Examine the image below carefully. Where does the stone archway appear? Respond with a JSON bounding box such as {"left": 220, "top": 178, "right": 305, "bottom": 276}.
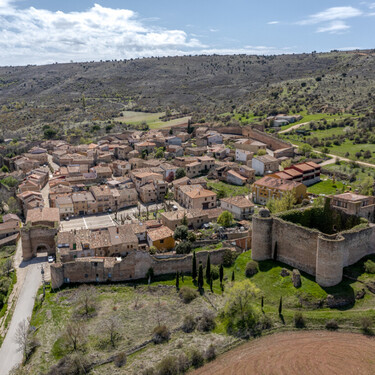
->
{"left": 36, "top": 244, "right": 50, "bottom": 253}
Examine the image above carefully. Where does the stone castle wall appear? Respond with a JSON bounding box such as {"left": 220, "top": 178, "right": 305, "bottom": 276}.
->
{"left": 21, "top": 226, "right": 58, "bottom": 260}
{"left": 252, "top": 214, "right": 375, "bottom": 287}
{"left": 51, "top": 248, "right": 235, "bottom": 289}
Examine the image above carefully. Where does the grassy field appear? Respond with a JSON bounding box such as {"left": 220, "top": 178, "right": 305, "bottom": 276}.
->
{"left": 19, "top": 248, "right": 375, "bottom": 375}
{"left": 307, "top": 176, "right": 345, "bottom": 195}
{"left": 114, "top": 111, "right": 191, "bottom": 130}
{"left": 206, "top": 180, "right": 250, "bottom": 198}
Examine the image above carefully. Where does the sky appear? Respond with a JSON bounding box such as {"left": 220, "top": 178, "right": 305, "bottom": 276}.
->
{"left": 0, "top": 0, "right": 375, "bottom": 66}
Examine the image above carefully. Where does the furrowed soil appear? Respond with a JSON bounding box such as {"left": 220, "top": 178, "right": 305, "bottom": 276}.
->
{"left": 192, "top": 331, "right": 375, "bottom": 375}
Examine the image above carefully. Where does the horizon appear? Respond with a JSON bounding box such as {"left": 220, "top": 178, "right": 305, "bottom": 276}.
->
{"left": 1, "top": 0, "right": 375, "bottom": 66}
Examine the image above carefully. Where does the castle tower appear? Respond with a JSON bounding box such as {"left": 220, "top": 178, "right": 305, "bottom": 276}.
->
{"left": 252, "top": 208, "right": 273, "bottom": 261}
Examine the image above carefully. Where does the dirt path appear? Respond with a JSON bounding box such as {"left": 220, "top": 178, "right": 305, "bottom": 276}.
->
{"left": 279, "top": 121, "right": 310, "bottom": 134}
{"left": 192, "top": 331, "right": 375, "bottom": 375}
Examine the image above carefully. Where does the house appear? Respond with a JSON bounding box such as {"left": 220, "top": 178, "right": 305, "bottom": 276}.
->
{"left": 114, "top": 145, "right": 132, "bottom": 160}
{"left": 165, "top": 136, "right": 182, "bottom": 146}
{"left": 91, "top": 165, "right": 112, "bottom": 180}
{"left": 235, "top": 148, "right": 253, "bottom": 162}
{"left": 235, "top": 139, "right": 266, "bottom": 154}
{"left": 252, "top": 176, "right": 307, "bottom": 205}
{"left": 330, "top": 193, "right": 375, "bottom": 223}
{"left": 160, "top": 163, "right": 178, "bottom": 181}
{"left": 285, "top": 162, "right": 321, "bottom": 186}
{"left": 161, "top": 209, "right": 210, "bottom": 230}
{"left": 90, "top": 186, "right": 114, "bottom": 213}
{"left": 226, "top": 169, "right": 247, "bottom": 186}
{"left": 134, "top": 141, "right": 156, "bottom": 154}
{"left": 17, "top": 191, "right": 44, "bottom": 216}
{"left": 55, "top": 196, "right": 74, "bottom": 219}
{"left": 0, "top": 214, "right": 21, "bottom": 240}
{"left": 72, "top": 191, "right": 97, "bottom": 215}
{"left": 147, "top": 225, "right": 175, "bottom": 252}
{"left": 252, "top": 155, "right": 279, "bottom": 176}
{"left": 112, "top": 160, "right": 131, "bottom": 177}
{"left": 220, "top": 196, "right": 254, "bottom": 220}
{"left": 177, "top": 184, "right": 217, "bottom": 210}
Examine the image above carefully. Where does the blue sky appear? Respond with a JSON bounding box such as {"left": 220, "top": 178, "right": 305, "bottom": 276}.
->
{"left": 0, "top": 0, "right": 374, "bottom": 65}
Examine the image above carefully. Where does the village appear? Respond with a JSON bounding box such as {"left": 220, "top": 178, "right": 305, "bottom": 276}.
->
{"left": 0, "top": 119, "right": 373, "bottom": 290}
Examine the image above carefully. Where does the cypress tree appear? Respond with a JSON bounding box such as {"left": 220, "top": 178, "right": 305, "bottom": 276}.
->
{"left": 176, "top": 271, "right": 179, "bottom": 290}
{"left": 231, "top": 270, "right": 235, "bottom": 282}
{"left": 206, "top": 254, "right": 211, "bottom": 282}
{"left": 198, "top": 264, "right": 204, "bottom": 290}
{"left": 261, "top": 296, "right": 264, "bottom": 309}
{"left": 192, "top": 252, "right": 197, "bottom": 281}
{"left": 219, "top": 264, "right": 224, "bottom": 285}
{"left": 210, "top": 277, "right": 213, "bottom": 293}
{"left": 278, "top": 296, "right": 283, "bottom": 315}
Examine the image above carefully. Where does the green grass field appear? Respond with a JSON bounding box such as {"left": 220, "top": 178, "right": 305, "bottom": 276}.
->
{"left": 206, "top": 180, "right": 250, "bottom": 198}
{"left": 114, "top": 110, "right": 191, "bottom": 129}
{"left": 307, "top": 176, "right": 345, "bottom": 195}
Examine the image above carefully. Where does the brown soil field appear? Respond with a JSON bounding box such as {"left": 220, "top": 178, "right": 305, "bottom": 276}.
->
{"left": 192, "top": 331, "right": 375, "bottom": 375}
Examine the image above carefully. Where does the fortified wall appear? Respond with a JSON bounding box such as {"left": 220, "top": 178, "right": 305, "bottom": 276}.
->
{"left": 242, "top": 127, "right": 294, "bottom": 157}
{"left": 51, "top": 247, "right": 235, "bottom": 289}
{"left": 252, "top": 210, "right": 375, "bottom": 287}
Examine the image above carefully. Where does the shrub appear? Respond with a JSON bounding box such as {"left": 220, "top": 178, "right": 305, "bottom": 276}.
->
{"left": 190, "top": 348, "right": 204, "bottom": 369}
{"left": 222, "top": 249, "right": 235, "bottom": 267}
{"left": 245, "top": 261, "right": 259, "bottom": 277}
{"left": 175, "top": 241, "right": 192, "bottom": 254}
{"left": 260, "top": 314, "right": 273, "bottom": 330}
{"left": 205, "top": 344, "right": 216, "bottom": 361}
{"left": 197, "top": 310, "right": 216, "bottom": 332}
{"left": 360, "top": 316, "right": 373, "bottom": 333}
{"left": 364, "top": 260, "right": 375, "bottom": 274}
{"left": 142, "top": 368, "right": 155, "bottom": 375}
{"left": 177, "top": 353, "right": 191, "bottom": 373}
{"left": 294, "top": 312, "right": 306, "bottom": 328}
{"left": 210, "top": 265, "right": 219, "bottom": 280}
{"left": 114, "top": 351, "right": 127, "bottom": 367}
{"left": 182, "top": 315, "right": 196, "bottom": 333}
{"left": 152, "top": 325, "right": 170, "bottom": 344}
{"left": 157, "top": 355, "right": 178, "bottom": 375}
{"left": 179, "top": 287, "right": 198, "bottom": 304}
{"left": 325, "top": 319, "right": 339, "bottom": 331}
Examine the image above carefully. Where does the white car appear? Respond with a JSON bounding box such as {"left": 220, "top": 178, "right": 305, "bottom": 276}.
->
{"left": 48, "top": 256, "right": 54, "bottom": 263}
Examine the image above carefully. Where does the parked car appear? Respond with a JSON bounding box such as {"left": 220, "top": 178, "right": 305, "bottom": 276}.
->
{"left": 48, "top": 256, "right": 54, "bottom": 263}
{"left": 172, "top": 205, "right": 178, "bottom": 211}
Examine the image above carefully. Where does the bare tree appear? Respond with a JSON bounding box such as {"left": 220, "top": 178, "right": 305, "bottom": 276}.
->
{"left": 65, "top": 321, "right": 85, "bottom": 351}
{"left": 15, "top": 319, "right": 29, "bottom": 358}
{"left": 78, "top": 284, "right": 97, "bottom": 316}
{"left": 102, "top": 316, "right": 121, "bottom": 348}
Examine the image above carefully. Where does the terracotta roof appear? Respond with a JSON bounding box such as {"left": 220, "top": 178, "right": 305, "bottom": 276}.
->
{"left": 332, "top": 193, "right": 371, "bottom": 202}
{"left": 26, "top": 207, "right": 60, "bottom": 224}
{"left": 221, "top": 196, "right": 254, "bottom": 208}
{"left": 254, "top": 176, "right": 303, "bottom": 191}
{"left": 185, "top": 188, "right": 216, "bottom": 199}
{"left": 147, "top": 226, "right": 174, "bottom": 242}
{"left": 255, "top": 154, "right": 278, "bottom": 163}
{"left": 227, "top": 170, "right": 247, "bottom": 181}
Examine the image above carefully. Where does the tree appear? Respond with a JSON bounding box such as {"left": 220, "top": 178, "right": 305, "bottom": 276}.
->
{"left": 1, "top": 165, "right": 9, "bottom": 173}
{"left": 7, "top": 197, "right": 19, "bottom": 214}
{"left": 3, "top": 258, "right": 12, "bottom": 277}
{"left": 192, "top": 252, "right": 197, "bottom": 281}
{"left": 266, "top": 191, "right": 297, "bottom": 213}
{"left": 223, "top": 280, "right": 260, "bottom": 335}
{"left": 65, "top": 321, "right": 85, "bottom": 351}
{"left": 15, "top": 319, "right": 30, "bottom": 358}
{"left": 175, "top": 271, "right": 180, "bottom": 290}
{"left": 206, "top": 254, "right": 211, "bottom": 282}
{"left": 43, "top": 128, "right": 57, "bottom": 139}
{"left": 217, "top": 211, "right": 233, "bottom": 227}
{"left": 210, "top": 278, "right": 213, "bottom": 293}
{"left": 219, "top": 264, "right": 224, "bottom": 285}
{"left": 216, "top": 188, "right": 226, "bottom": 199}
{"left": 173, "top": 225, "right": 188, "bottom": 241}
{"left": 155, "top": 147, "right": 164, "bottom": 159}
{"left": 181, "top": 213, "right": 188, "bottom": 226}
{"left": 231, "top": 271, "right": 235, "bottom": 282}
{"left": 175, "top": 168, "right": 186, "bottom": 179}
{"left": 198, "top": 264, "right": 204, "bottom": 290}
{"left": 299, "top": 143, "right": 313, "bottom": 156}
{"left": 278, "top": 297, "right": 283, "bottom": 315}
{"left": 102, "top": 316, "right": 121, "bottom": 348}
{"left": 175, "top": 241, "right": 192, "bottom": 254}
{"left": 78, "top": 284, "right": 97, "bottom": 316}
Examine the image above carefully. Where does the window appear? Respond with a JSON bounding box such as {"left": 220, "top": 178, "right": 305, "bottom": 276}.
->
{"left": 160, "top": 239, "right": 164, "bottom": 244}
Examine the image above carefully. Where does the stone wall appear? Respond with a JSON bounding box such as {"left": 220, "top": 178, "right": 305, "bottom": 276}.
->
{"left": 51, "top": 247, "right": 236, "bottom": 289}
{"left": 252, "top": 212, "right": 375, "bottom": 287}
{"left": 21, "top": 226, "right": 58, "bottom": 260}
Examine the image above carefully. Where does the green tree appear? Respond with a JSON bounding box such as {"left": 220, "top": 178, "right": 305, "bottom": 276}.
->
{"left": 299, "top": 143, "right": 313, "bottom": 156}
{"left": 206, "top": 254, "right": 211, "bottom": 282}
{"left": 175, "top": 241, "right": 192, "bottom": 254}
{"left": 266, "top": 190, "right": 297, "bottom": 213}
{"left": 217, "top": 211, "right": 234, "bottom": 227}
{"left": 219, "top": 264, "right": 224, "bottom": 285}
{"left": 175, "top": 168, "right": 186, "bottom": 179}
{"left": 7, "top": 197, "right": 19, "bottom": 214}
{"left": 198, "top": 264, "right": 204, "bottom": 290}
{"left": 210, "top": 278, "right": 213, "bottom": 293}
{"left": 181, "top": 213, "right": 188, "bottom": 226}
{"left": 82, "top": 94, "right": 86, "bottom": 109}
{"left": 44, "top": 128, "right": 57, "bottom": 139}
{"left": 173, "top": 225, "right": 188, "bottom": 241}
{"left": 1, "top": 165, "right": 9, "bottom": 173}
{"left": 216, "top": 188, "right": 226, "bottom": 199}
{"left": 231, "top": 270, "right": 235, "bottom": 282}
{"left": 278, "top": 296, "right": 283, "bottom": 315}
{"left": 192, "top": 252, "right": 197, "bottom": 281}
{"left": 155, "top": 147, "right": 164, "bottom": 159}
{"left": 223, "top": 280, "right": 260, "bottom": 335}
{"left": 175, "top": 271, "right": 180, "bottom": 290}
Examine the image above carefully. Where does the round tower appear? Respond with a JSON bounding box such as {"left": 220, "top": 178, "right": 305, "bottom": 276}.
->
{"left": 252, "top": 209, "right": 273, "bottom": 261}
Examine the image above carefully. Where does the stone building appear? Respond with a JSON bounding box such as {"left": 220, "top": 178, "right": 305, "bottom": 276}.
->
{"left": 21, "top": 207, "right": 60, "bottom": 260}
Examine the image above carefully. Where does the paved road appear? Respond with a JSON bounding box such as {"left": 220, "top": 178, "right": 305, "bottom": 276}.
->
{"left": 0, "top": 256, "right": 45, "bottom": 375}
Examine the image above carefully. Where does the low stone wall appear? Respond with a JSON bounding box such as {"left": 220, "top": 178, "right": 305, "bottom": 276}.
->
{"left": 51, "top": 247, "right": 236, "bottom": 289}
{"left": 252, "top": 212, "right": 375, "bottom": 287}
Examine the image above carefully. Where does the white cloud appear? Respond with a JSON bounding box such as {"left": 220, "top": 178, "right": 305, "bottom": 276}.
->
{"left": 316, "top": 20, "right": 350, "bottom": 34}
{"left": 267, "top": 21, "right": 279, "bottom": 25}
{"left": 0, "top": 3, "right": 206, "bottom": 65}
{"left": 298, "top": 6, "right": 362, "bottom": 25}
{"left": 209, "top": 28, "right": 219, "bottom": 32}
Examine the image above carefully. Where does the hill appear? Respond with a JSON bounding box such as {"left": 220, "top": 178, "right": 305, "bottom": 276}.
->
{"left": 1, "top": 50, "right": 375, "bottom": 138}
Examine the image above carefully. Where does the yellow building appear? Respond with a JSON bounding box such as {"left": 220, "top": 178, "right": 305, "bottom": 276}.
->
{"left": 147, "top": 226, "right": 175, "bottom": 252}
{"left": 252, "top": 176, "right": 307, "bottom": 205}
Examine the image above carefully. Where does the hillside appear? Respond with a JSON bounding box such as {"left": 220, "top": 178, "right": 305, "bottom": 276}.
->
{"left": 1, "top": 50, "right": 375, "bottom": 138}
